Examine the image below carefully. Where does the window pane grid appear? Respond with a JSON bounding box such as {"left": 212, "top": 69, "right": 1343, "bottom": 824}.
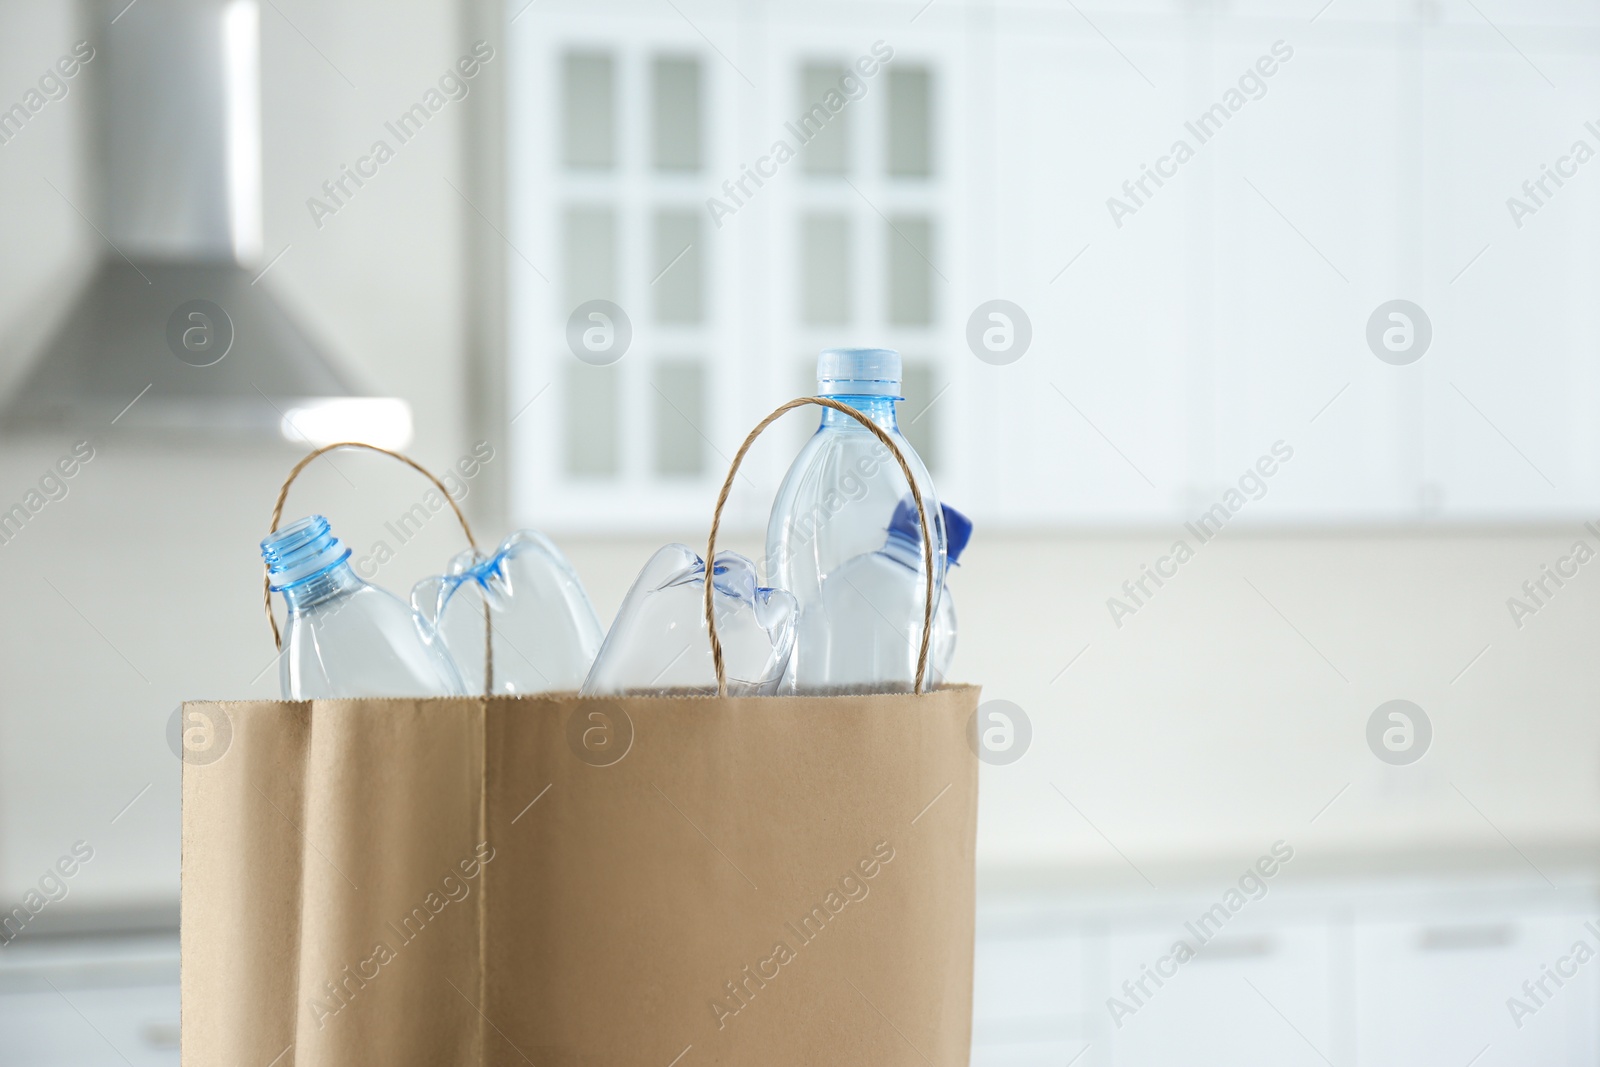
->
{"left": 563, "top": 363, "right": 620, "bottom": 477}
{"left": 652, "top": 359, "right": 708, "bottom": 477}
{"left": 552, "top": 46, "right": 716, "bottom": 493}
{"left": 652, "top": 57, "right": 702, "bottom": 172}
{"left": 562, "top": 53, "right": 615, "bottom": 169}
{"left": 886, "top": 67, "right": 932, "bottom": 178}
{"left": 512, "top": 19, "right": 959, "bottom": 529}
{"left": 652, "top": 210, "right": 703, "bottom": 324}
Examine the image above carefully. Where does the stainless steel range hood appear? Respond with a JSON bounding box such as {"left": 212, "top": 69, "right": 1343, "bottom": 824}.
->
{"left": 1, "top": 0, "right": 411, "bottom": 446}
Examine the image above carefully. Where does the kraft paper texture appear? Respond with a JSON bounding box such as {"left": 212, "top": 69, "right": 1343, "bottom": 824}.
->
{"left": 181, "top": 686, "right": 980, "bottom": 1066}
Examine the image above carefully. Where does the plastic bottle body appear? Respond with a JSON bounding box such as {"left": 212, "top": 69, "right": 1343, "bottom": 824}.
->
{"left": 412, "top": 529, "right": 604, "bottom": 695}
{"left": 801, "top": 534, "right": 934, "bottom": 692}
{"left": 766, "top": 396, "right": 945, "bottom": 692}
{"left": 581, "top": 545, "right": 796, "bottom": 697}
{"left": 930, "top": 584, "right": 956, "bottom": 686}
{"left": 265, "top": 516, "right": 466, "bottom": 700}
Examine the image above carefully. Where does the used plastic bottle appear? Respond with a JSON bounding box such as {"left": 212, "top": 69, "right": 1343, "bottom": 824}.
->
{"left": 804, "top": 498, "right": 972, "bottom": 692}
{"left": 580, "top": 545, "right": 797, "bottom": 697}
{"left": 412, "top": 530, "right": 605, "bottom": 695}
{"left": 766, "top": 347, "right": 945, "bottom": 692}
{"left": 262, "top": 515, "right": 466, "bottom": 700}
{"left": 930, "top": 503, "right": 972, "bottom": 686}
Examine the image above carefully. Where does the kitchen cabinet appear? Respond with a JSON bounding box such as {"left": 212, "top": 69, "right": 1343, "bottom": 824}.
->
{"left": 972, "top": 875, "right": 1600, "bottom": 1066}
{"left": 1354, "top": 910, "right": 1600, "bottom": 1065}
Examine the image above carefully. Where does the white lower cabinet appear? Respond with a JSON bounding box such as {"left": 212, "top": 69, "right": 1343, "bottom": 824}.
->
{"left": 1353, "top": 910, "right": 1600, "bottom": 1066}
{"left": 971, "top": 926, "right": 1093, "bottom": 1066}
{"left": 972, "top": 878, "right": 1600, "bottom": 1067}
{"left": 0, "top": 984, "right": 180, "bottom": 1067}
{"left": 1102, "top": 920, "right": 1335, "bottom": 1067}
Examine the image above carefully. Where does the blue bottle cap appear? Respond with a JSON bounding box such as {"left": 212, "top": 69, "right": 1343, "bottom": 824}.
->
{"left": 887, "top": 499, "right": 973, "bottom": 565}
{"left": 817, "top": 347, "right": 902, "bottom": 398}
{"left": 942, "top": 503, "right": 973, "bottom": 563}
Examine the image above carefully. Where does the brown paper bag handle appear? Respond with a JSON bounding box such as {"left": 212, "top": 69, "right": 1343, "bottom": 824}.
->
{"left": 705, "top": 397, "right": 937, "bottom": 697}
{"left": 262, "top": 441, "right": 493, "bottom": 695}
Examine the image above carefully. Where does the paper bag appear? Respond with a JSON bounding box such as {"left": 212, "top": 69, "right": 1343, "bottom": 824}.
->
{"left": 182, "top": 401, "right": 980, "bottom": 1066}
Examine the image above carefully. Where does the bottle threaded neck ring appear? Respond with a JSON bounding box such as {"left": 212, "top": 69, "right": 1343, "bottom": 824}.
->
{"left": 261, "top": 515, "right": 352, "bottom": 591}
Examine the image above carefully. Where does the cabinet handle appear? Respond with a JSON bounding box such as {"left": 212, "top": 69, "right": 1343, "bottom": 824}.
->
{"left": 1417, "top": 924, "right": 1514, "bottom": 951}
{"left": 1191, "top": 935, "right": 1276, "bottom": 961}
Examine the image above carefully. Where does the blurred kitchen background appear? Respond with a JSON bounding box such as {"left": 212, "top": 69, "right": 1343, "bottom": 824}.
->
{"left": 2, "top": 0, "right": 1600, "bottom": 1062}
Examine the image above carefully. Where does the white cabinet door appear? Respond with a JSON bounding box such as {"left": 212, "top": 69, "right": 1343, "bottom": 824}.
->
{"left": 1416, "top": 32, "right": 1600, "bottom": 521}
{"left": 971, "top": 923, "right": 1096, "bottom": 1066}
{"left": 1354, "top": 910, "right": 1600, "bottom": 1065}
{"left": 1102, "top": 918, "right": 1335, "bottom": 1067}
{"left": 1208, "top": 25, "right": 1414, "bottom": 523}
{"left": 983, "top": 18, "right": 1193, "bottom": 525}
{"left": 0, "top": 984, "right": 179, "bottom": 1066}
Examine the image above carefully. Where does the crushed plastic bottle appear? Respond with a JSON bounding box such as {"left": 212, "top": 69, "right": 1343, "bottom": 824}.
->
{"left": 580, "top": 545, "right": 796, "bottom": 697}
{"left": 930, "top": 503, "right": 973, "bottom": 686}
{"left": 262, "top": 515, "right": 465, "bottom": 700}
{"left": 767, "top": 348, "right": 945, "bottom": 692}
{"left": 412, "top": 529, "right": 604, "bottom": 695}
{"left": 800, "top": 498, "right": 970, "bottom": 693}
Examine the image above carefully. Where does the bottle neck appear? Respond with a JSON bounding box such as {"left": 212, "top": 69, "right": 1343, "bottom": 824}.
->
{"left": 881, "top": 530, "right": 948, "bottom": 575}
{"left": 819, "top": 393, "right": 901, "bottom": 432}
{"left": 281, "top": 559, "right": 364, "bottom": 611}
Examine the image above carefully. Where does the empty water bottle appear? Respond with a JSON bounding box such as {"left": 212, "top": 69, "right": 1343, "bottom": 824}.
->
{"left": 930, "top": 503, "right": 972, "bottom": 686}
{"left": 802, "top": 498, "right": 970, "bottom": 692}
{"left": 412, "top": 530, "right": 604, "bottom": 695}
{"left": 262, "top": 515, "right": 466, "bottom": 699}
{"left": 581, "top": 545, "right": 796, "bottom": 697}
{"left": 767, "top": 348, "right": 945, "bottom": 692}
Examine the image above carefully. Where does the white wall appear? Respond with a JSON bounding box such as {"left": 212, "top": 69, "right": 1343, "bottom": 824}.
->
{"left": 572, "top": 529, "right": 1600, "bottom": 886}
{"left": 0, "top": 0, "right": 1595, "bottom": 915}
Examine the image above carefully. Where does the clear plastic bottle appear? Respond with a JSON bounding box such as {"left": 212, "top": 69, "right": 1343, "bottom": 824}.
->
{"left": 805, "top": 499, "right": 971, "bottom": 692}
{"left": 580, "top": 545, "right": 796, "bottom": 697}
{"left": 263, "top": 516, "right": 467, "bottom": 699}
{"left": 412, "top": 530, "right": 604, "bottom": 695}
{"left": 930, "top": 503, "right": 973, "bottom": 686}
{"left": 766, "top": 348, "right": 945, "bottom": 692}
